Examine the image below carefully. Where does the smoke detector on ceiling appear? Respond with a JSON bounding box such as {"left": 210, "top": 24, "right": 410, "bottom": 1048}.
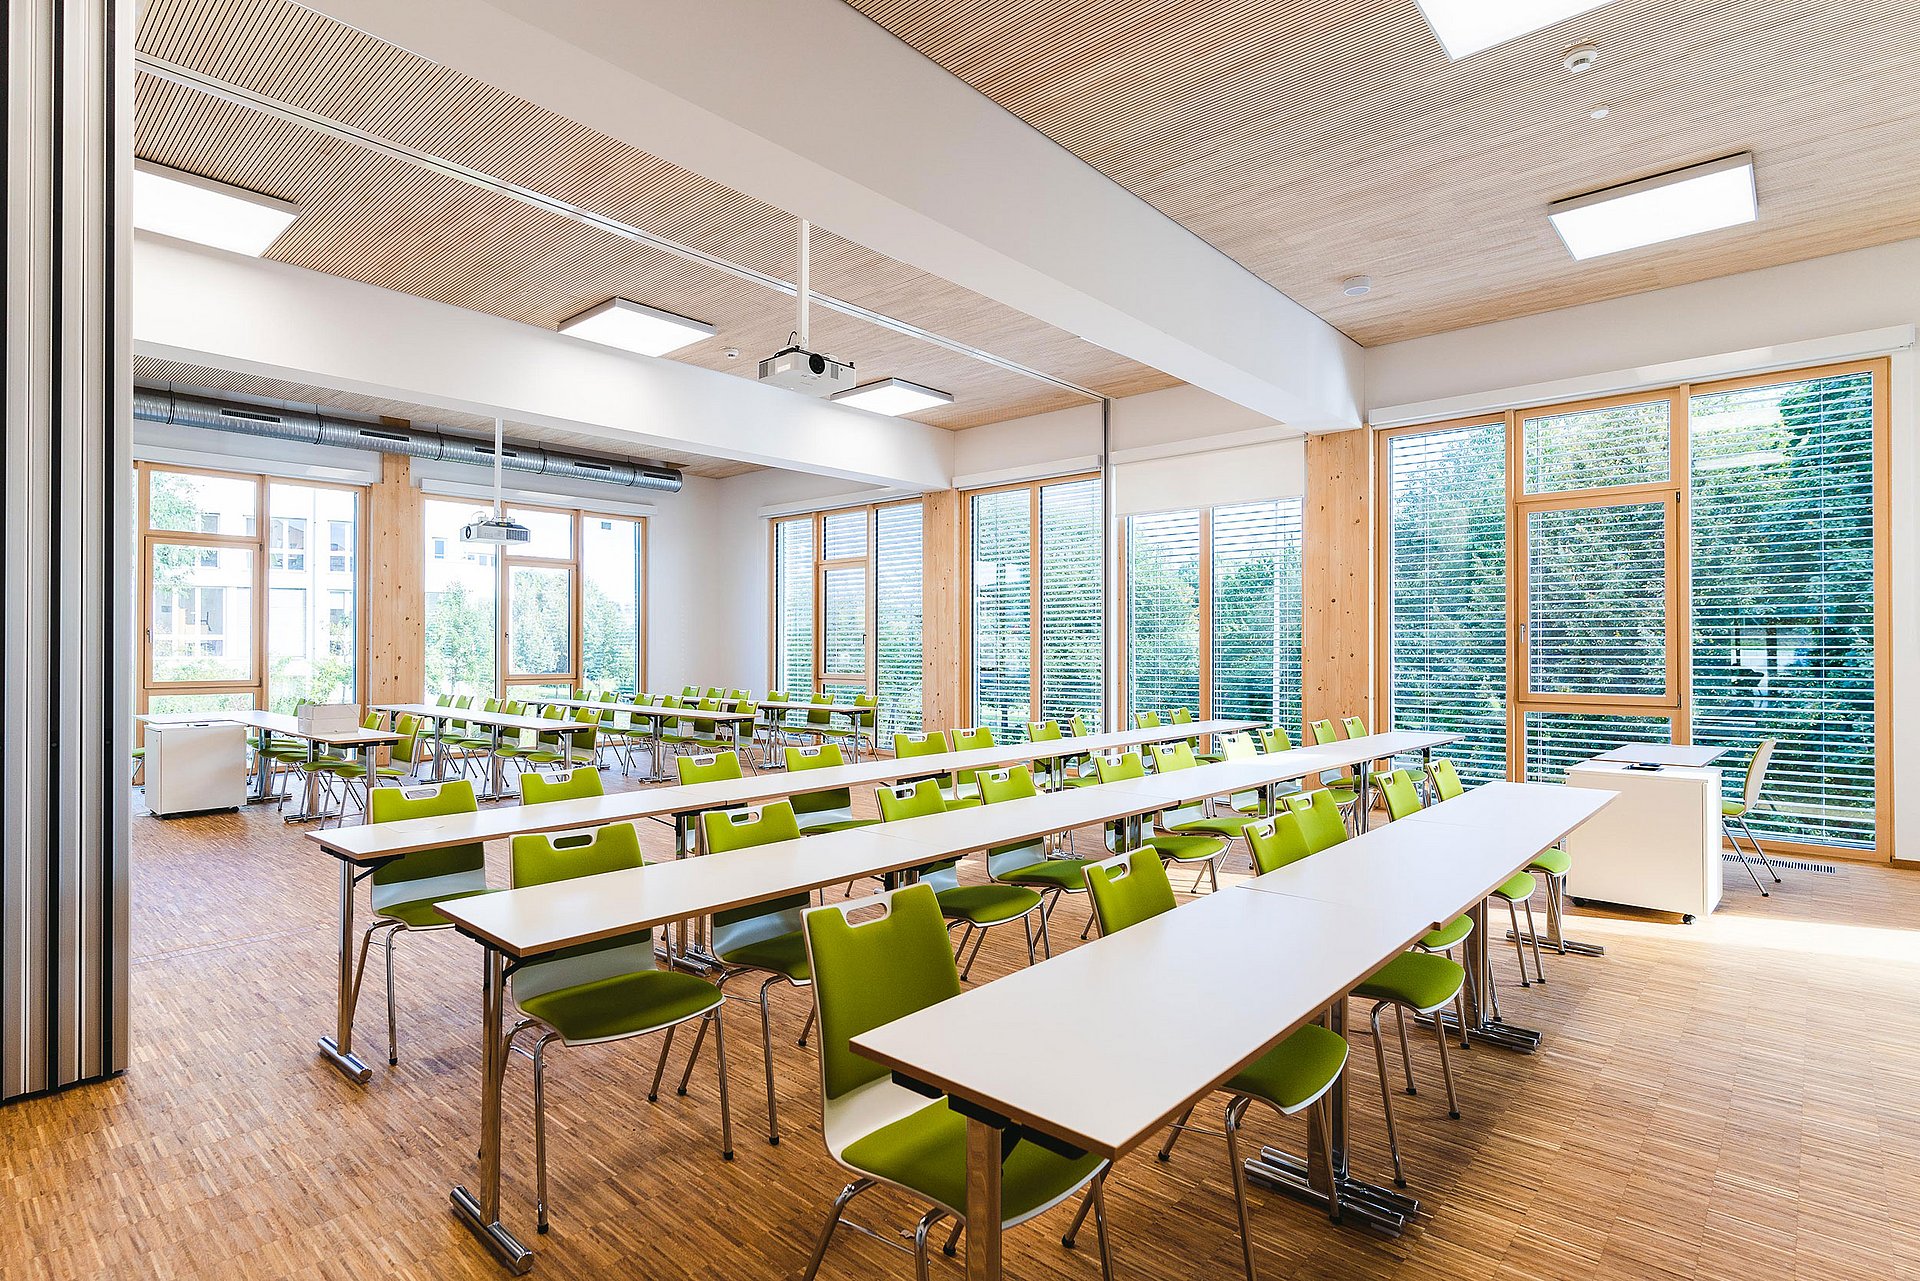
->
{"left": 1341, "top": 275, "right": 1374, "bottom": 297}
{"left": 1564, "top": 43, "right": 1599, "bottom": 72}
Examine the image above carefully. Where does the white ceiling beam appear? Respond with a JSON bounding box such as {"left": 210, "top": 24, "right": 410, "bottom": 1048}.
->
{"left": 133, "top": 235, "right": 955, "bottom": 490}
{"left": 295, "top": 0, "right": 1364, "bottom": 431}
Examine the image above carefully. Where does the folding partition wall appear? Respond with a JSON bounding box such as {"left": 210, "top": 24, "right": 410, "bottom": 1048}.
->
{"left": 2, "top": 0, "right": 132, "bottom": 1101}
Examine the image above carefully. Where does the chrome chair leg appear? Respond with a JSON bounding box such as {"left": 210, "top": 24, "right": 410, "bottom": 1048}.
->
{"left": 797, "top": 1006, "right": 815, "bottom": 1048}
{"left": 1735, "top": 814, "right": 1782, "bottom": 884}
{"left": 1433, "top": 1002, "right": 1461, "bottom": 1121}
{"left": 1507, "top": 898, "right": 1532, "bottom": 987}
{"left": 800, "top": 1178, "right": 875, "bottom": 1281}
{"left": 676, "top": 1009, "right": 709, "bottom": 1097}
{"left": 1523, "top": 898, "right": 1547, "bottom": 984}
{"left": 913, "top": 1207, "right": 948, "bottom": 1281}
{"left": 1157, "top": 1103, "right": 1196, "bottom": 1163}
{"left": 1091, "top": 1171, "right": 1116, "bottom": 1281}
{"left": 758, "top": 976, "right": 784, "bottom": 1146}
{"left": 710, "top": 1006, "right": 734, "bottom": 1161}
{"left": 1369, "top": 1002, "right": 1406, "bottom": 1187}
{"left": 530, "top": 1031, "right": 559, "bottom": 1233}
{"left": 1393, "top": 1003, "right": 1417, "bottom": 1096}
{"left": 1063, "top": 1179, "right": 1096, "bottom": 1248}
{"left": 383, "top": 922, "right": 404, "bottom": 1066}
{"left": 645, "top": 1023, "right": 676, "bottom": 1103}
{"left": 941, "top": 1217, "right": 963, "bottom": 1258}
{"left": 1224, "top": 1095, "right": 1258, "bottom": 1281}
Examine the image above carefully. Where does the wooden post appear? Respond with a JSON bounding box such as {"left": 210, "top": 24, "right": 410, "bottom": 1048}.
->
{"left": 921, "top": 489, "right": 965, "bottom": 733}
{"left": 365, "top": 444, "right": 424, "bottom": 706}
{"left": 1302, "top": 429, "right": 1372, "bottom": 736}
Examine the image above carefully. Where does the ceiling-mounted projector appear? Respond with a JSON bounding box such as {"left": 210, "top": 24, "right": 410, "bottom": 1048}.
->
{"left": 757, "top": 343, "right": 856, "bottom": 397}
{"left": 461, "top": 514, "right": 530, "bottom": 545}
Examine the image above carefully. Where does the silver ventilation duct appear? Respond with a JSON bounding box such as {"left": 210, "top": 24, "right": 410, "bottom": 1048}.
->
{"left": 132, "top": 386, "right": 685, "bottom": 492}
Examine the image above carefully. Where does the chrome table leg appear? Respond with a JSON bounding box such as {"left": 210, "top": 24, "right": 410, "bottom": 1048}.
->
{"left": 452, "top": 946, "right": 534, "bottom": 1273}
{"left": 318, "top": 858, "right": 373, "bottom": 1084}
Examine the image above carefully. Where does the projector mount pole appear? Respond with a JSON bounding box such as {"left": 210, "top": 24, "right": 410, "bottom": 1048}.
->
{"left": 491, "top": 416, "right": 505, "bottom": 519}
{"left": 796, "top": 219, "right": 811, "bottom": 348}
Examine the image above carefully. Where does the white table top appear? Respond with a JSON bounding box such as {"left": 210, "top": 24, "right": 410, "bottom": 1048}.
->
{"left": 308, "top": 718, "right": 1259, "bottom": 863}
{"left": 851, "top": 885, "right": 1422, "bottom": 1158}
{"left": 1116, "top": 731, "right": 1461, "bottom": 808}
{"left": 374, "top": 702, "right": 587, "bottom": 737}
{"left": 1591, "top": 743, "right": 1731, "bottom": 767}
{"left": 514, "top": 695, "right": 757, "bottom": 724}
{"left": 854, "top": 780, "right": 1615, "bottom": 1162}
{"left": 435, "top": 823, "right": 946, "bottom": 957}
{"left": 138, "top": 709, "right": 398, "bottom": 747}
{"left": 1397, "top": 780, "right": 1617, "bottom": 844}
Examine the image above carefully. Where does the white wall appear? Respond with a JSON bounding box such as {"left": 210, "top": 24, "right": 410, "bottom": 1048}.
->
{"left": 1365, "top": 236, "right": 1920, "bottom": 862}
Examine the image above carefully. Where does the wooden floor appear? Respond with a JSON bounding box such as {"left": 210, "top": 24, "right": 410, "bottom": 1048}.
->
{"left": 4, "top": 764, "right": 1919, "bottom": 1280}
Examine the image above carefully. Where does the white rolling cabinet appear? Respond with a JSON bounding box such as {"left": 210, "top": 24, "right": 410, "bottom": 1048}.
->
{"left": 1564, "top": 759, "right": 1723, "bottom": 922}
{"left": 145, "top": 721, "right": 248, "bottom": 817}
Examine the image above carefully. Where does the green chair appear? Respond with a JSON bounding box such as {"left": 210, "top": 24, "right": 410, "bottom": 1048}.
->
{"left": 356, "top": 780, "right": 496, "bottom": 1066}
{"left": 1429, "top": 760, "right": 1549, "bottom": 988}
{"left": 494, "top": 706, "right": 569, "bottom": 777}
{"left": 1377, "top": 772, "right": 1477, "bottom": 1014}
{"left": 819, "top": 693, "right": 878, "bottom": 761}
{"left": 520, "top": 764, "right": 604, "bottom": 806}
{"left": 1256, "top": 792, "right": 1467, "bottom": 1189}
{"left": 1133, "top": 710, "right": 1162, "bottom": 730}
{"left": 504, "top": 821, "right": 732, "bottom": 1231}
{"left": 976, "top": 765, "right": 1098, "bottom": 945}
{"left": 677, "top": 749, "right": 744, "bottom": 787}
{"left": 1093, "top": 751, "right": 1231, "bottom": 888}
{"left": 318, "top": 711, "right": 414, "bottom": 825}
{"left": 1147, "top": 740, "right": 1253, "bottom": 889}
{"left": 1723, "top": 739, "right": 1783, "bottom": 896}
{"left": 1028, "top": 719, "right": 1097, "bottom": 789}
{"left": 697, "top": 801, "right": 814, "bottom": 1146}
{"left": 1083, "top": 849, "right": 1347, "bottom": 1279}
{"left": 892, "top": 731, "right": 982, "bottom": 809}
{"left": 757, "top": 690, "right": 793, "bottom": 761}
{"left": 1307, "top": 718, "right": 1360, "bottom": 822}
{"left": 784, "top": 744, "right": 878, "bottom": 834}
{"left": 796, "top": 882, "right": 1112, "bottom": 1281}
{"left": 948, "top": 725, "right": 994, "bottom": 803}
{"left": 1169, "top": 707, "right": 1223, "bottom": 762}
{"left": 876, "top": 780, "right": 1046, "bottom": 981}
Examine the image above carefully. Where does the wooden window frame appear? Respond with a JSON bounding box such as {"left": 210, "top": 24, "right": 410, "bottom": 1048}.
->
{"left": 956, "top": 472, "right": 1100, "bottom": 733}
{"left": 764, "top": 499, "right": 922, "bottom": 698}
{"left": 1371, "top": 357, "right": 1893, "bottom": 860}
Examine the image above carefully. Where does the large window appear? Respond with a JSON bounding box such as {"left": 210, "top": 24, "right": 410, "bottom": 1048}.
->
{"left": 423, "top": 498, "right": 645, "bottom": 700}
{"left": 1121, "top": 499, "right": 1302, "bottom": 730}
{"left": 769, "top": 502, "right": 924, "bottom": 739}
{"left": 966, "top": 476, "right": 1104, "bottom": 741}
{"left": 140, "top": 466, "right": 359, "bottom": 717}
{"left": 1378, "top": 359, "right": 1886, "bottom": 853}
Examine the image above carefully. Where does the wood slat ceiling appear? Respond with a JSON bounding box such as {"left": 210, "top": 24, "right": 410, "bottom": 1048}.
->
{"left": 844, "top": 0, "right": 1920, "bottom": 346}
{"left": 132, "top": 0, "right": 1178, "bottom": 432}
{"left": 130, "top": 354, "right": 764, "bottom": 479}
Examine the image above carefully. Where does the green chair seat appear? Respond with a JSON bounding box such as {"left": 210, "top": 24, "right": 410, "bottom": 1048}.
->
{"left": 496, "top": 746, "right": 564, "bottom": 764}
{"left": 1169, "top": 813, "right": 1256, "bottom": 839}
{"left": 517, "top": 968, "right": 724, "bottom": 1045}
{"left": 1000, "top": 858, "right": 1097, "bottom": 891}
{"left": 377, "top": 886, "right": 494, "bottom": 930}
{"left": 1144, "top": 833, "right": 1226, "bottom": 864}
{"left": 1419, "top": 914, "right": 1474, "bottom": 951}
{"left": 1528, "top": 847, "right": 1572, "bottom": 877}
{"left": 1226, "top": 1023, "right": 1349, "bottom": 1113}
{"left": 1354, "top": 951, "right": 1464, "bottom": 1015}
{"left": 1492, "top": 871, "right": 1537, "bottom": 902}
{"left": 936, "top": 883, "right": 1042, "bottom": 926}
{"left": 716, "top": 931, "right": 810, "bottom": 983}
{"left": 1722, "top": 798, "right": 1746, "bottom": 817}
{"left": 1322, "top": 785, "right": 1358, "bottom": 805}
{"left": 840, "top": 1096, "right": 1104, "bottom": 1221}
{"left": 1063, "top": 773, "right": 1103, "bottom": 789}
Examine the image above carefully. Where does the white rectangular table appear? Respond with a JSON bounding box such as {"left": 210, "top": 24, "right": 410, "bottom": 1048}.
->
{"left": 374, "top": 702, "right": 599, "bottom": 799}
{"left": 510, "top": 694, "right": 758, "bottom": 778}
{"left": 1591, "top": 743, "right": 1732, "bottom": 767}
{"left": 854, "top": 782, "right": 1616, "bottom": 1278}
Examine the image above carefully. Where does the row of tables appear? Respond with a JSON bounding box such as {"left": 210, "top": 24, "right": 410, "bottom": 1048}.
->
{"left": 319, "top": 725, "right": 1498, "bottom": 1274}
{"left": 137, "top": 708, "right": 398, "bottom": 822}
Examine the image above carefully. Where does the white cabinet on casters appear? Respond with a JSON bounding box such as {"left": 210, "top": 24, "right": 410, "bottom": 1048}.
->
{"left": 1564, "top": 759, "right": 1723, "bottom": 923}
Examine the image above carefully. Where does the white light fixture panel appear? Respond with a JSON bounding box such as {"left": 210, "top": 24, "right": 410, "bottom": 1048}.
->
{"left": 832, "top": 377, "right": 955, "bottom": 417}
{"left": 132, "top": 160, "right": 299, "bottom": 257}
{"left": 1549, "top": 153, "right": 1757, "bottom": 260}
{"left": 1416, "top": 0, "right": 1614, "bottom": 60}
{"left": 559, "top": 297, "right": 717, "bottom": 358}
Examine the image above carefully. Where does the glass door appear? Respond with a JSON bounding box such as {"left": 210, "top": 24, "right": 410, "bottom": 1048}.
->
{"left": 817, "top": 509, "right": 870, "bottom": 698}
{"left": 1514, "top": 392, "right": 1684, "bottom": 780}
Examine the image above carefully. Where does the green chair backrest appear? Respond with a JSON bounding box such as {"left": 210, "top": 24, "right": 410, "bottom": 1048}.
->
{"left": 1258, "top": 726, "right": 1294, "bottom": 754}
{"left": 1243, "top": 811, "right": 1314, "bottom": 875}
{"left": 1310, "top": 719, "right": 1339, "bottom": 744}
{"left": 1287, "top": 790, "right": 1350, "bottom": 853}
{"left": 975, "top": 766, "right": 1045, "bottom": 879}
{"left": 1028, "top": 720, "right": 1061, "bottom": 742}
{"left": 1743, "top": 739, "right": 1778, "bottom": 808}
{"left": 677, "top": 750, "right": 743, "bottom": 786}
{"left": 874, "top": 780, "right": 959, "bottom": 888}
{"left": 366, "top": 780, "right": 486, "bottom": 902}
{"left": 1221, "top": 732, "right": 1257, "bottom": 761}
{"left": 509, "top": 822, "right": 653, "bottom": 1002}
{"left": 521, "top": 765, "right": 605, "bottom": 805}
{"left": 1134, "top": 710, "right": 1162, "bottom": 729}
{"left": 893, "top": 730, "right": 950, "bottom": 760}
{"left": 784, "top": 743, "right": 855, "bottom": 819}
{"left": 1342, "top": 715, "right": 1368, "bottom": 738}
{"left": 1070, "top": 715, "right": 1091, "bottom": 736}
{"left": 1150, "top": 740, "right": 1199, "bottom": 772}
{"left": 802, "top": 883, "right": 961, "bottom": 1103}
{"left": 951, "top": 726, "right": 993, "bottom": 788}
{"left": 1380, "top": 768, "right": 1423, "bottom": 821}
{"left": 1083, "top": 850, "right": 1176, "bottom": 936}
{"left": 700, "top": 802, "right": 812, "bottom": 958}
{"left": 392, "top": 713, "right": 426, "bottom": 766}
{"left": 1171, "top": 708, "right": 1195, "bottom": 725}
{"left": 1095, "top": 750, "right": 1147, "bottom": 785}
{"left": 1429, "top": 758, "right": 1464, "bottom": 801}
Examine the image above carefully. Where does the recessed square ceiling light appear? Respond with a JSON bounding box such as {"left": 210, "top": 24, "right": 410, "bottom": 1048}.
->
{"left": 132, "top": 159, "right": 299, "bottom": 256}
{"left": 832, "top": 377, "right": 955, "bottom": 417}
{"left": 1415, "top": 0, "right": 1614, "bottom": 60}
{"left": 1548, "top": 153, "right": 1757, "bottom": 260}
{"left": 558, "top": 297, "right": 717, "bottom": 357}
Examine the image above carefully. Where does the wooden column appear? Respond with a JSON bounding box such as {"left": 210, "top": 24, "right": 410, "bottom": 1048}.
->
{"left": 1302, "top": 428, "right": 1372, "bottom": 735}
{"left": 365, "top": 446, "right": 424, "bottom": 705}
{"left": 921, "top": 489, "right": 965, "bottom": 733}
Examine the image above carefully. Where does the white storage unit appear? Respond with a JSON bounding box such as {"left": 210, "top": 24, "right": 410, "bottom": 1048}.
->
{"left": 144, "top": 721, "right": 248, "bottom": 817}
{"left": 1564, "top": 759, "right": 1723, "bottom": 921}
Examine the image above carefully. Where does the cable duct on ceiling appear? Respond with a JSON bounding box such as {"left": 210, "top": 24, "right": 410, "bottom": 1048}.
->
{"left": 132, "top": 386, "right": 684, "bottom": 492}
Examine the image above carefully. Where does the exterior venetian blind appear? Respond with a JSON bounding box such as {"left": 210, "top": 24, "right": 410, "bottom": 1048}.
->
{"left": 875, "top": 503, "right": 924, "bottom": 739}
{"left": 1125, "top": 509, "right": 1201, "bottom": 718}
{"left": 772, "top": 517, "right": 814, "bottom": 695}
{"left": 1690, "top": 370, "right": 1877, "bottom": 848}
{"left": 970, "top": 489, "right": 1032, "bottom": 739}
{"left": 1038, "top": 478, "right": 1103, "bottom": 728}
{"left": 1209, "top": 499, "right": 1303, "bottom": 729}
